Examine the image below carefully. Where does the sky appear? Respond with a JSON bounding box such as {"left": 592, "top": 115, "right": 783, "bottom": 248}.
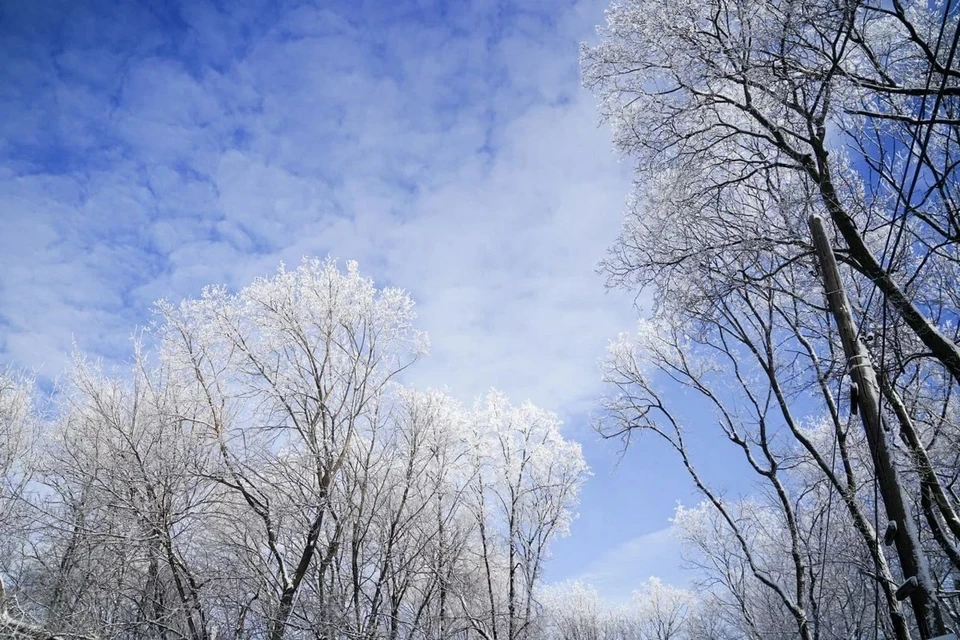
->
{"left": 0, "top": 0, "right": 732, "bottom": 600}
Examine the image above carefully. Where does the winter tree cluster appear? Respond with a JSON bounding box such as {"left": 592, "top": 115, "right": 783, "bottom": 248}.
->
{"left": 536, "top": 578, "right": 725, "bottom": 640}
{"left": 4, "top": 0, "right": 960, "bottom": 638}
{"left": 0, "top": 259, "right": 590, "bottom": 640}
{"left": 582, "top": 0, "right": 960, "bottom": 637}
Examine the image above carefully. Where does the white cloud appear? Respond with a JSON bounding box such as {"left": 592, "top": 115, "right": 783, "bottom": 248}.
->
{"left": 0, "top": 0, "right": 638, "bottom": 412}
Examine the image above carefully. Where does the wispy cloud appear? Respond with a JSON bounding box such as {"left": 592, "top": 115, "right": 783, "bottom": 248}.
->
{"left": 1, "top": 0, "right": 637, "bottom": 410}
{"left": 562, "top": 525, "right": 697, "bottom": 604}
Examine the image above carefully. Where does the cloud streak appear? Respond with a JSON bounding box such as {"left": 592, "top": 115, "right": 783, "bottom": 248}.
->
{"left": 564, "top": 525, "right": 697, "bottom": 604}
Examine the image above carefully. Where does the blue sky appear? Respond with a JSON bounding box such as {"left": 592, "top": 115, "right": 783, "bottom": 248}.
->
{"left": 0, "top": 0, "right": 745, "bottom": 599}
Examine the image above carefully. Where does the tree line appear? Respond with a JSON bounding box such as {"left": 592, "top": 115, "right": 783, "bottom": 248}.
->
{"left": 0, "top": 260, "right": 588, "bottom": 640}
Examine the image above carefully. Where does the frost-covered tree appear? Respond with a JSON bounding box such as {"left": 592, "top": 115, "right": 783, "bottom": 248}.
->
{"left": 25, "top": 353, "right": 216, "bottom": 639}
{"left": 0, "top": 258, "right": 589, "bottom": 640}
{"left": 626, "top": 578, "right": 692, "bottom": 640}
{"left": 538, "top": 581, "right": 614, "bottom": 640}
{"left": 538, "top": 579, "right": 705, "bottom": 640}
{"left": 0, "top": 371, "right": 42, "bottom": 637}
{"left": 464, "top": 393, "right": 590, "bottom": 640}
{"left": 153, "top": 258, "right": 428, "bottom": 640}
{"left": 585, "top": 0, "right": 960, "bottom": 636}
{"left": 583, "top": 0, "right": 960, "bottom": 384}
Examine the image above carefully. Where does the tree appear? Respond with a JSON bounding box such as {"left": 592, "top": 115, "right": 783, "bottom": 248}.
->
{"left": 0, "top": 257, "right": 590, "bottom": 640}
{"left": 583, "top": 0, "right": 960, "bottom": 383}
{"left": 538, "top": 581, "right": 616, "bottom": 640}
{"left": 584, "top": 0, "right": 960, "bottom": 635}
{"left": 463, "top": 392, "right": 590, "bottom": 640}
{"left": 0, "top": 371, "right": 42, "bottom": 637}
{"left": 627, "top": 578, "right": 693, "bottom": 640}
{"left": 538, "top": 579, "right": 703, "bottom": 640}
{"left": 155, "top": 258, "right": 427, "bottom": 640}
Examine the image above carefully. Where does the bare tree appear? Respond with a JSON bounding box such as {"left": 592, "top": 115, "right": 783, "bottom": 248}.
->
{"left": 154, "top": 258, "right": 427, "bottom": 640}
{"left": 0, "top": 258, "right": 591, "bottom": 640}
{"left": 464, "top": 393, "right": 590, "bottom": 640}
{"left": 585, "top": 0, "right": 960, "bottom": 635}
